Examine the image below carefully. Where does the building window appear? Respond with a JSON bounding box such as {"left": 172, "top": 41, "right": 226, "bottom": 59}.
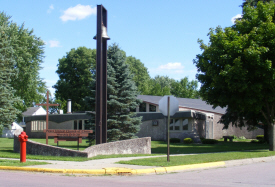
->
{"left": 74, "top": 120, "right": 86, "bottom": 130}
{"left": 169, "top": 119, "right": 190, "bottom": 131}
{"left": 139, "top": 103, "right": 146, "bottom": 112}
{"left": 31, "top": 121, "right": 46, "bottom": 132}
{"left": 182, "top": 119, "right": 188, "bottom": 130}
{"left": 149, "top": 104, "right": 156, "bottom": 112}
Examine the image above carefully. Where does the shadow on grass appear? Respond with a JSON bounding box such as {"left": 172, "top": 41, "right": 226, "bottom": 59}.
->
{"left": 0, "top": 150, "right": 15, "bottom": 153}
{"left": 151, "top": 141, "right": 269, "bottom": 154}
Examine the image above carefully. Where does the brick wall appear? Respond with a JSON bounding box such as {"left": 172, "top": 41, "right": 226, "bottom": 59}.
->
{"left": 213, "top": 114, "right": 264, "bottom": 139}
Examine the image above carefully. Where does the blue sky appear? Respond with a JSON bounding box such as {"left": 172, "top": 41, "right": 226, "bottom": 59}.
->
{"left": 1, "top": 0, "right": 243, "bottom": 96}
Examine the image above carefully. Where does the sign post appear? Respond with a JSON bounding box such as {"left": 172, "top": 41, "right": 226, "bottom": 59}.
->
{"left": 159, "top": 95, "right": 179, "bottom": 162}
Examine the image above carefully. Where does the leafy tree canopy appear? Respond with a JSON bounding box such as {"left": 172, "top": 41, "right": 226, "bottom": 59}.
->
{"left": 171, "top": 77, "right": 199, "bottom": 99}
{"left": 125, "top": 56, "right": 151, "bottom": 94}
{"left": 53, "top": 47, "right": 96, "bottom": 112}
{"left": 0, "top": 12, "right": 22, "bottom": 128}
{"left": 194, "top": 2, "right": 275, "bottom": 150}
{"left": 0, "top": 11, "right": 47, "bottom": 116}
{"left": 242, "top": 0, "right": 275, "bottom": 7}
{"left": 0, "top": 11, "right": 46, "bottom": 122}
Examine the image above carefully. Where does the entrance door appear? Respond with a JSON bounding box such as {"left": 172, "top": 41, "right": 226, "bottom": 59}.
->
{"left": 206, "top": 120, "right": 213, "bottom": 139}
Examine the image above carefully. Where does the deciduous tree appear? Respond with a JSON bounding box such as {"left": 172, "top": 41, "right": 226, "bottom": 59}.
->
{"left": 53, "top": 47, "right": 96, "bottom": 112}
{"left": 0, "top": 12, "right": 47, "bottom": 114}
{"left": 194, "top": 2, "right": 275, "bottom": 150}
{"left": 242, "top": 0, "right": 274, "bottom": 7}
{"left": 125, "top": 56, "right": 151, "bottom": 94}
{"left": 171, "top": 77, "right": 199, "bottom": 99}
{"left": 0, "top": 13, "right": 21, "bottom": 129}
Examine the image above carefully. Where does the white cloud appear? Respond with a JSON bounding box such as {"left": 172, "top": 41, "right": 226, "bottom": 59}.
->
{"left": 48, "top": 40, "right": 61, "bottom": 48}
{"left": 47, "top": 4, "right": 54, "bottom": 13}
{"left": 60, "top": 4, "right": 96, "bottom": 22}
{"left": 231, "top": 14, "right": 242, "bottom": 24}
{"left": 158, "top": 62, "right": 184, "bottom": 70}
{"left": 157, "top": 62, "right": 184, "bottom": 73}
{"left": 149, "top": 64, "right": 197, "bottom": 82}
{"left": 149, "top": 62, "right": 185, "bottom": 77}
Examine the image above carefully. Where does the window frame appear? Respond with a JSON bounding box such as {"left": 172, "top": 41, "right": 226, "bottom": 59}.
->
{"left": 31, "top": 121, "right": 46, "bottom": 132}
{"left": 73, "top": 119, "right": 87, "bottom": 130}
{"left": 169, "top": 118, "right": 191, "bottom": 132}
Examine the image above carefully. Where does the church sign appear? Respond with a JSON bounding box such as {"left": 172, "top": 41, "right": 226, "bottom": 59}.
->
{"left": 44, "top": 130, "right": 93, "bottom": 137}
{"left": 43, "top": 129, "right": 93, "bottom": 144}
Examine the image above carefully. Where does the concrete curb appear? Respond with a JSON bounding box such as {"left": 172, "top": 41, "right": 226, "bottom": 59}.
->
{"left": 0, "top": 161, "right": 225, "bottom": 175}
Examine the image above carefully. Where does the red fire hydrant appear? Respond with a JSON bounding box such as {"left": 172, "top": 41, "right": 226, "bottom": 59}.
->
{"left": 18, "top": 131, "right": 28, "bottom": 163}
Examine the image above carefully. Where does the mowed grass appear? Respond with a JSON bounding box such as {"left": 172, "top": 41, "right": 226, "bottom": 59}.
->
{"left": 28, "top": 138, "right": 91, "bottom": 151}
{"left": 118, "top": 150, "right": 275, "bottom": 167}
{"left": 0, "top": 159, "right": 48, "bottom": 167}
{"left": 0, "top": 137, "right": 272, "bottom": 165}
{"left": 151, "top": 140, "right": 269, "bottom": 154}
{"left": 0, "top": 138, "right": 89, "bottom": 161}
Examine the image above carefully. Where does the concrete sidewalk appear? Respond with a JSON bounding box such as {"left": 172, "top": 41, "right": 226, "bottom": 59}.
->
{"left": 0, "top": 155, "right": 275, "bottom": 175}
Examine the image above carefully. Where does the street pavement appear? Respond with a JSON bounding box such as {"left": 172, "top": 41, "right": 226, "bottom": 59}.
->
{"left": 1, "top": 154, "right": 275, "bottom": 175}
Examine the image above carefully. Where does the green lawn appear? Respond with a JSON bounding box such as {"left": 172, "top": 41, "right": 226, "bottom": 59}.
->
{"left": 0, "top": 159, "right": 49, "bottom": 167}
{"left": 151, "top": 140, "right": 269, "bottom": 154}
{"left": 0, "top": 138, "right": 88, "bottom": 161}
{"left": 0, "top": 137, "right": 271, "bottom": 163}
{"left": 28, "top": 138, "right": 91, "bottom": 151}
{"left": 118, "top": 150, "right": 275, "bottom": 167}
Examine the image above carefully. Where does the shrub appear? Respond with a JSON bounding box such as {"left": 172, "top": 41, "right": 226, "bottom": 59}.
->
{"left": 251, "top": 140, "right": 259, "bottom": 143}
{"left": 200, "top": 137, "right": 205, "bottom": 142}
{"left": 256, "top": 135, "right": 265, "bottom": 143}
{"left": 183, "top": 138, "right": 193, "bottom": 144}
{"left": 238, "top": 136, "right": 246, "bottom": 140}
{"left": 256, "top": 135, "right": 264, "bottom": 141}
{"left": 202, "top": 139, "right": 218, "bottom": 144}
{"left": 170, "top": 138, "right": 180, "bottom": 143}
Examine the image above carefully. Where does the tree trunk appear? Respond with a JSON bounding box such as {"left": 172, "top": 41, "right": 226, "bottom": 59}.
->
{"left": 264, "top": 124, "right": 269, "bottom": 143}
{"left": 268, "top": 124, "right": 275, "bottom": 151}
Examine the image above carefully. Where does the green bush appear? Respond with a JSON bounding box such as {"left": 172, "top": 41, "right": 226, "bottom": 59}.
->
{"left": 256, "top": 135, "right": 265, "bottom": 143}
{"left": 251, "top": 140, "right": 259, "bottom": 143}
{"left": 170, "top": 138, "right": 180, "bottom": 143}
{"left": 256, "top": 135, "right": 264, "bottom": 141}
{"left": 183, "top": 138, "right": 193, "bottom": 144}
{"left": 200, "top": 137, "right": 205, "bottom": 142}
{"left": 238, "top": 136, "right": 246, "bottom": 140}
{"left": 202, "top": 139, "right": 218, "bottom": 144}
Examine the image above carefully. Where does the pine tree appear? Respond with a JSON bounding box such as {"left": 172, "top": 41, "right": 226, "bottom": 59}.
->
{"left": 85, "top": 44, "right": 142, "bottom": 142}
{"left": 0, "top": 13, "right": 21, "bottom": 130}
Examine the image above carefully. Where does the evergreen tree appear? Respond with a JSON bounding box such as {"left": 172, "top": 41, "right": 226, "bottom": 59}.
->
{"left": 86, "top": 44, "right": 142, "bottom": 142}
{"left": 0, "top": 13, "right": 21, "bottom": 129}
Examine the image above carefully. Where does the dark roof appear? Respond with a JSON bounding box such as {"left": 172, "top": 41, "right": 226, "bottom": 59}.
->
{"left": 24, "top": 111, "right": 205, "bottom": 123}
{"left": 24, "top": 113, "right": 92, "bottom": 123}
{"left": 136, "top": 111, "right": 206, "bottom": 121}
{"left": 137, "top": 95, "right": 226, "bottom": 115}
{"left": 22, "top": 107, "right": 43, "bottom": 116}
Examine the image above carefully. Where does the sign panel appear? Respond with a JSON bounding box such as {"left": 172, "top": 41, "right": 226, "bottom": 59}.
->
{"left": 158, "top": 95, "right": 179, "bottom": 116}
{"left": 43, "top": 129, "right": 93, "bottom": 137}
